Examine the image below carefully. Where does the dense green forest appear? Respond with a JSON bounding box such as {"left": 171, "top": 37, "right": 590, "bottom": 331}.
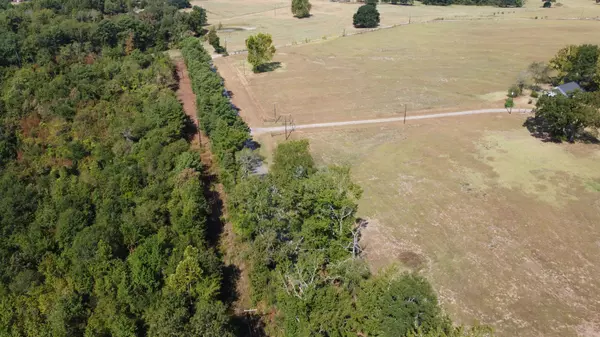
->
{"left": 0, "top": 0, "right": 230, "bottom": 336}
{"left": 0, "top": 0, "right": 492, "bottom": 336}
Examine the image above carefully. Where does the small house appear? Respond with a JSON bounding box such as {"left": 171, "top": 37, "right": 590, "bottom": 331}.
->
{"left": 554, "top": 82, "right": 584, "bottom": 96}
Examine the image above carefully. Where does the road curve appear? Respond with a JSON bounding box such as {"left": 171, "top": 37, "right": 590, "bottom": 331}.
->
{"left": 250, "top": 108, "right": 532, "bottom": 135}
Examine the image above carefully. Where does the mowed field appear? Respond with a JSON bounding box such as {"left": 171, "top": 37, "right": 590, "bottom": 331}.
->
{"left": 217, "top": 18, "right": 600, "bottom": 125}
{"left": 197, "top": 0, "right": 600, "bottom": 52}
{"left": 294, "top": 115, "right": 600, "bottom": 337}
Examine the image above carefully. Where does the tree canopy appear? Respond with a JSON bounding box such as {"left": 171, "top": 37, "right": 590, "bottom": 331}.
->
{"left": 245, "top": 32, "right": 276, "bottom": 72}
{"left": 353, "top": 4, "right": 380, "bottom": 28}
{"left": 292, "top": 0, "right": 311, "bottom": 18}
{"left": 0, "top": 1, "right": 230, "bottom": 336}
{"left": 523, "top": 44, "right": 600, "bottom": 143}
{"left": 550, "top": 44, "right": 600, "bottom": 91}
{"left": 529, "top": 92, "right": 600, "bottom": 142}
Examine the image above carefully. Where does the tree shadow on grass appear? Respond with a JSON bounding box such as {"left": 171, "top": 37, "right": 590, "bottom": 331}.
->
{"left": 256, "top": 62, "right": 281, "bottom": 73}
{"left": 523, "top": 116, "right": 600, "bottom": 144}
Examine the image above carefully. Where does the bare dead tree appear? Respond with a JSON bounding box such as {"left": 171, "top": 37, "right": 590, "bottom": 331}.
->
{"left": 279, "top": 260, "right": 320, "bottom": 300}
{"left": 347, "top": 219, "right": 367, "bottom": 258}
{"left": 329, "top": 205, "right": 354, "bottom": 236}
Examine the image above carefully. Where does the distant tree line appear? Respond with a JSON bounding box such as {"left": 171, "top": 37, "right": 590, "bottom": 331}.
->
{"left": 181, "top": 38, "right": 494, "bottom": 337}
{"left": 0, "top": 0, "right": 208, "bottom": 69}
{"left": 381, "top": 0, "right": 415, "bottom": 5}
{"left": 421, "top": 0, "right": 522, "bottom": 7}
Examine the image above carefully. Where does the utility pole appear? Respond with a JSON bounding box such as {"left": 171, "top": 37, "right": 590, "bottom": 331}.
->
{"left": 403, "top": 104, "right": 407, "bottom": 124}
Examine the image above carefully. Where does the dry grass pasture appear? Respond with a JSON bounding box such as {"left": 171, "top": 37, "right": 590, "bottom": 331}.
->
{"left": 218, "top": 18, "right": 600, "bottom": 125}
{"left": 197, "top": 0, "right": 600, "bottom": 51}
{"left": 298, "top": 115, "right": 600, "bottom": 337}
{"left": 204, "top": 0, "right": 600, "bottom": 335}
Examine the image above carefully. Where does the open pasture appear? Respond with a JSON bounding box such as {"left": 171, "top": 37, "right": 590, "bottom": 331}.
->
{"left": 198, "top": 0, "right": 600, "bottom": 52}
{"left": 216, "top": 18, "right": 600, "bottom": 126}
{"left": 299, "top": 114, "right": 600, "bottom": 337}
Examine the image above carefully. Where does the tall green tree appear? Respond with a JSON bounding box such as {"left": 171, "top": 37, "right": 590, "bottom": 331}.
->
{"left": 531, "top": 92, "right": 600, "bottom": 142}
{"left": 245, "top": 32, "right": 276, "bottom": 72}
{"left": 292, "top": 0, "right": 312, "bottom": 18}
{"left": 353, "top": 4, "right": 380, "bottom": 28}
{"left": 207, "top": 26, "right": 226, "bottom": 54}
{"left": 550, "top": 44, "right": 600, "bottom": 90}
{"left": 189, "top": 6, "right": 207, "bottom": 34}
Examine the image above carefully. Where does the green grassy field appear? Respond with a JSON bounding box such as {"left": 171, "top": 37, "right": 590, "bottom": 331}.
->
{"left": 300, "top": 115, "right": 600, "bottom": 337}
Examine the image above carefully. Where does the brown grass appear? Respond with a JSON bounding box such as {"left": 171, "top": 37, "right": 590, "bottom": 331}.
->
{"left": 197, "top": 0, "right": 600, "bottom": 51}
{"left": 221, "top": 18, "right": 600, "bottom": 125}
{"left": 300, "top": 114, "right": 600, "bottom": 337}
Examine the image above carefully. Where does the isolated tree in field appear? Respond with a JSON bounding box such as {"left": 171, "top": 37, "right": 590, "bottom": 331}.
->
{"left": 246, "top": 33, "right": 276, "bottom": 72}
{"left": 543, "top": 1, "right": 551, "bottom": 7}
{"left": 292, "top": 0, "right": 312, "bottom": 18}
{"left": 353, "top": 5, "right": 380, "bottom": 28}
{"left": 504, "top": 97, "right": 514, "bottom": 114}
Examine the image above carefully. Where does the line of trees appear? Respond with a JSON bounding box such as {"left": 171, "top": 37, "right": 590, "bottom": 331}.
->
{"left": 181, "top": 37, "right": 253, "bottom": 187}
{"left": 0, "top": 1, "right": 232, "bottom": 336}
{"left": 0, "top": 0, "right": 210, "bottom": 69}
{"left": 181, "top": 38, "right": 494, "bottom": 337}
{"left": 421, "top": 0, "right": 522, "bottom": 7}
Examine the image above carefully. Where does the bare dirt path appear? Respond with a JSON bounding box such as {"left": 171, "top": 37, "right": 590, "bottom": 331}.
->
{"left": 175, "top": 59, "right": 201, "bottom": 147}
{"left": 251, "top": 108, "right": 533, "bottom": 135}
{"left": 174, "top": 56, "right": 255, "bottom": 320}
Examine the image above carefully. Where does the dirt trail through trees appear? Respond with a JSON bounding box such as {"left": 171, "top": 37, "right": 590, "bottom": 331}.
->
{"left": 175, "top": 59, "right": 254, "bottom": 321}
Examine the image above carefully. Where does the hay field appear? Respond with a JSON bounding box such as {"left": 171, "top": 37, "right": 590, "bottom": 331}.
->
{"left": 221, "top": 18, "right": 600, "bottom": 125}
{"left": 296, "top": 114, "right": 600, "bottom": 337}
{"left": 195, "top": 0, "right": 600, "bottom": 51}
